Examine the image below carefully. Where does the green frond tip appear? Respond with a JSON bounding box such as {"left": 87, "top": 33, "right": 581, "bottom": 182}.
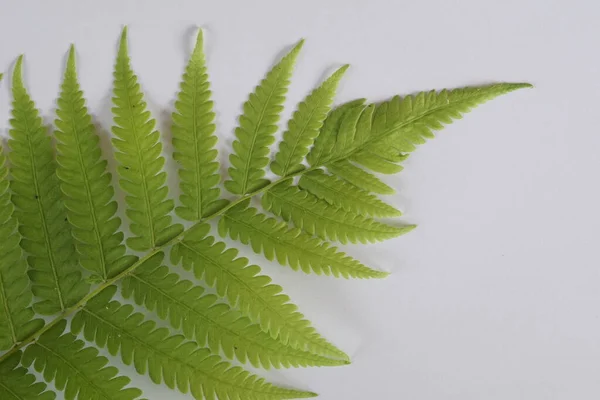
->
{"left": 271, "top": 64, "right": 349, "bottom": 177}
{"left": 172, "top": 27, "right": 224, "bottom": 220}
{"left": 112, "top": 26, "right": 183, "bottom": 251}
{"left": 12, "top": 55, "right": 24, "bottom": 88}
{"left": 225, "top": 39, "right": 304, "bottom": 195}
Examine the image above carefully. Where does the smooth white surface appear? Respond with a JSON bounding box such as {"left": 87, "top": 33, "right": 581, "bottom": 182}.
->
{"left": 0, "top": 0, "right": 598, "bottom": 399}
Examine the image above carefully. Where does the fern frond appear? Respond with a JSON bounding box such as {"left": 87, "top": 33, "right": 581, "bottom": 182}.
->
{"left": 219, "top": 203, "right": 387, "bottom": 278}
{"left": 327, "top": 159, "right": 395, "bottom": 194}
{"left": 263, "top": 182, "right": 413, "bottom": 244}
{"left": 111, "top": 27, "right": 182, "bottom": 251}
{"left": 55, "top": 45, "right": 136, "bottom": 281}
{"left": 308, "top": 83, "right": 532, "bottom": 167}
{"left": 0, "top": 352, "right": 56, "bottom": 400}
{"left": 225, "top": 40, "right": 303, "bottom": 195}
{"left": 172, "top": 29, "right": 226, "bottom": 220}
{"left": 271, "top": 65, "right": 348, "bottom": 177}
{"left": 171, "top": 224, "right": 349, "bottom": 360}
{"left": 0, "top": 148, "right": 43, "bottom": 350}
{"left": 8, "top": 56, "right": 88, "bottom": 315}
{"left": 73, "top": 287, "right": 318, "bottom": 400}
{"left": 121, "top": 253, "right": 346, "bottom": 369}
{"left": 298, "top": 169, "right": 400, "bottom": 217}
{"left": 22, "top": 321, "right": 143, "bottom": 400}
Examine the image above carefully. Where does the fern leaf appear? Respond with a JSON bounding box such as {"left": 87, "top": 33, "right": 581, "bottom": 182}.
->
{"left": 172, "top": 29, "right": 226, "bottom": 220}
{"left": 0, "top": 352, "right": 56, "bottom": 400}
{"left": 121, "top": 253, "right": 346, "bottom": 369}
{"left": 111, "top": 27, "right": 183, "bottom": 251}
{"left": 298, "top": 169, "right": 400, "bottom": 217}
{"left": 22, "top": 320, "right": 143, "bottom": 400}
{"left": 0, "top": 148, "right": 43, "bottom": 350}
{"left": 271, "top": 65, "right": 348, "bottom": 176}
{"left": 55, "top": 45, "right": 136, "bottom": 280}
{"left": 8, "top": 56, "right": 88, "bottom": 314}
{"left": 220, "top": 203, "right": 387, "bottom": 278}
{"left": 225, "top": 41, "right": 303, "bottom": 195}
{"left": 327, "top": 159, "right": 395, "bottom": 194}
{"left": 73, "top": 287, "right": 318, "bottom": 400}
{"left": 308, "top": 83, "right": 531, "bottom": 167}
{"left": 263, "top": 182, "right": 413, "bottom": 244}
{"left": 171, "top": 224, "right": 349, "bottom": 360}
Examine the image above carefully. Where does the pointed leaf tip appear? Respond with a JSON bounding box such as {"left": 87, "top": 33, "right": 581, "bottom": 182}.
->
{"left": 12, "top": 55, "right": 24, "bottom": 87}
{"left": 66, "top": 44, "right": 76, "bottom": 73}
{"left": 118, "top": 26, "right": 129, "bottom": 55}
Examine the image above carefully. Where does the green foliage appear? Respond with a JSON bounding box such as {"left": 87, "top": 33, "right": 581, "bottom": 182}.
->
{"left": 298, "top": 169, "right": 401, "bottom": 217}
{"left": 0, "top": 148, "right": 43, "bottom": 350}
{"left": 23, "top": 321, "right": 143, "bottom": 400}
{"left": 111, "top": 27, "right": 183, "bottom": 251}
{"left": 271, "top": 65, "right": 348, "bottom": 176}
{"left": 171, "top": 223, "right": 349, "bottom": 360}
{"left": 225, "top": 40, "right": 303, "bottom": 195}
{"left": 0, "top": 26, "right": 530, "bottom": 400}
{"left": 263, "top": 182, "right": 414, "bottom": 244}
{"left": 219, "top": 202, "right": 387, "bottom": 278}
{"left": 121, "top": 253, "right": 345, "bottom": 369}
{"left": 172, "top": 30, "right": 226, "bottom": 220}
{"left": 72, "top": 286, "right": 319, "bottom": 399}
{"left": 8, "top": 56, "right": 89, "bottom": 315}
{"left": 0, "top": 353, "right": 55, "bottom": 400}
{"left": 55, "top": 46, "right": 136, "bottom": 281}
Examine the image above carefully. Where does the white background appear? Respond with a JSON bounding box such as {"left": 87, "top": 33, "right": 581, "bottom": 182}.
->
{"left": 0, "top": 1, "right": 598, "bottom": 399}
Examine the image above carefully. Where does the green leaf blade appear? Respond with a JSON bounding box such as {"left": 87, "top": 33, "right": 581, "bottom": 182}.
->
{"left": 225, "top": 40, "right": 303, "bottom": 195}
{"left": 171, "top": 224, "right": 349, "bottom": 361}
{"left": 0, "top": 148, "right": 44, "bottom": 351}
{"left": 22, "top": 320, "right": 144, "bottom": 400}
{"left": 0, "top": 352, "right": 56, "bottom": 400}
{"left": 111, "top": 27, "right": 183, "bottom": 251}
{"left": 299, "top": 169, "right": 401, "bottom": 217}
{"left": 8, "top": 56, "right": 89, "bottom": 315}
{"left": 121, "top": 253, "right": 346, "bottom": 369}
{"left": 73, "top": 287, "right": 319, "bottom": 400}
{"left": 271, "top": 65, "right": 348, "bottom": 177}
{"left": 327, "top": 159, "right": 395, "bottom": 194}
{"left": 263, "top": 183, "right": 413, "bottom": 244}
{"left": 220, "top": 203, "right": 387, "bottom": 278}
{"left": 172, "top": 29, "right": 221, "bottom": 220}
{"left": 55, "top": 45, "right": 136, "bottom": 280}
{"left": 310, "top": 83, "right": 532, "bottom": 168}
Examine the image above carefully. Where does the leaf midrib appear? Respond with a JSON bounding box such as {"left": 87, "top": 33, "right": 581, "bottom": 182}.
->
{"left": 20, "top": 102, "right": 66, "bottom": 311}
{"left": 119, "top": 62, "right": 157, "bottom": 248}
{"left": 63, "top": 79, "right": 108, "bottom": 280}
